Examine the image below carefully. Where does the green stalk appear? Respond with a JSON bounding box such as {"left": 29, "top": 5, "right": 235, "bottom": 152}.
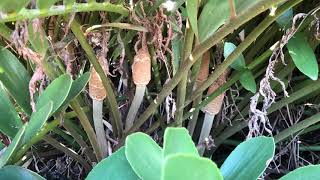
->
{"left": 198, "top": 113, "right": 215, "bottom": 156}
{"left": 92, "top": 100, "right": 108, "bottom": 158}
{"left": 148, "top": 45, "right": 161, "bottom": 92}
{"left": 274, "top": 113, "right": 320, "bottom": 143}
{"left": 43, "top": 136, "right": 91, "bottom": 172}
{"left": 0, "top": 2, "right": 128, "bottom": 23}
{"left": 125, "top": 0, "right": 288, "bottom": 136}
{"left": 125, "top": 86, "right": 146, "bottom": 130}
{"left": 70, "top": 17, "right": 123, "bottom": 138}
{"left": 187, "top": 95, "right": 202, "bottom": 135}
{"left": 175, "top": 22, "right": 194, "bottom": 126}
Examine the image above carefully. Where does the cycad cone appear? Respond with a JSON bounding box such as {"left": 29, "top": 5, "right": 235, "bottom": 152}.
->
{"left": 202, "top": 71, "right": 228, "bottom": 115}
{"left": 132, "top": 47, "right": 151, "bottom": 86}
{"left": 89, "top": 60, "right": 108, "bottom": 101}
{"left": 196, "top": 51, "right": 210, "bottom": 85}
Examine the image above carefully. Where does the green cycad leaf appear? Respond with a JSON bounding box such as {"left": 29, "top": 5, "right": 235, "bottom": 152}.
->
{"left": 0, "top": 165, "right": 45, "bottom": 180}
{"left": 0, "top": 126, "right": 26, "bottom": 168}
{"left": 276, "top": 8, "right": 293, "bottom": 29}
{"left": 287, "top": 33, "right": 319, "bottom": 80}
{"left": 61, "top": 72, "right": 90, "bottom": 107}
{"left": 0, "top": 0, "right": 32, "bottom": 13}
{"left": 35, "top": 74, "right": 72, "bottom": 115}
{"left": 125, "top": 132, "right": 163, "bottom": 180}
{"left": 198, "top": 0, "right": 263, "bottom": 42}
{"left": 280, "top": 165, "right": 320, "bottom": 180}
{"left": 0, "top": 47, "right": 32, "bottom": 115}
{"left": 163, "top": 127, "right": 198, "bottom": 157}
{"left": 223, "top": 42, "right": 246, "bottom": 71}
{"left": 86, "top": 147, "right": 140, "bottom": 180}
{"left": 64, "top": 0, "right": 76, "bottom": 6}
{"left": 37, "top": 0, "right": 61, "bottom": 9}
{"left": 0, "top": 86, "right": 22, "bottom": 138}
{"left": 220, "top": 136, "right": 275, "bottom": 180}
{"left": 161, "top": 154, "right": 223, "bottom": 180}
{"left": 239, "top": 70, "right": 256, "bottom": 93}
{"left": 186, "top": 0, "right": 198, "bottom": 38}
{"left": 23, "top": 102, "right": 53, "bottom": 144}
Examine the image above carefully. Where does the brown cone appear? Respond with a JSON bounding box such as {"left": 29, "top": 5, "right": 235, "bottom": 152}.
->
{"left": 89, "top": 59, "right": 108, "bottom": 101}
{"left": 196, "top": 51, "right": 210, "bottom": 84}
{"left": 132, "top": 47, "right": 151, "bottom": 86}
{"left": 202, "top": 71, "right": 228, "bottom": 115}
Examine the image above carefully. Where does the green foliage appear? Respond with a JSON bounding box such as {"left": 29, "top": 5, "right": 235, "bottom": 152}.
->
{"left": 280, "top": 165, "right": 320, "bottom": 180}
{"left": 186, "top": 0, "right": 198, "bottom": 38}
{"left": 239, "top": 70, "right": 257, "bottom": 93}
{"left": 0, "top": 86, "right": 23, "bottom": 138}
{"left": 35, "top": 74, "right": 72, "bottom": 115}
{"left": 0, "top": 165, "right": 45, "bottom": 180}
{"left": 0, "top": 47, "right": 32, "bottom": 115}
{"left": 287, "top": 32, "right": 319, "bottom": 80}
{"left": 276, "top": 8, "right": 293, "bottom": 28}
{"left": 220, "top": 136, "right": 275, "bottom": 180}
{"left": 0, "top": 0, "right": 31, "bottom": 13}
{"left": 37, "top": 0, "right": 61, "bottom": 9}
{"left": 86, "top": 147, "right": 140, "bottom": 180}
{"left": 163, "top": 128, "right": 198, "bottom": 157}
{"left": 162, "top": 154, "right": 222, "bottom": 180}
{"left": 0, "top": 126, "right": 25, "bottom": 168}
{"left": 125, "top": 132, "right": 163, "bottom": 180}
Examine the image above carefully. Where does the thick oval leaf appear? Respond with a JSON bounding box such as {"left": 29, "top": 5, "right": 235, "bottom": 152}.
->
{"left": 0, "top": 47, "right": 32, "bottom": 115}
{"left": 125, "top": 132, "right": 162, "bottom": 180}
{"left": 287, "top": 33, "right": 319, "bottom": 80}
{"left": 62, "top": 72, "right": 90, "bottom": 107}
{"left": 0, "top": 165, "right": 45, "bottom": 180}
{"left": 220, "top": 136, "right": 275, "bottom": 180}
{"left": 86, "top": 147, "right": 140, "bottom": 180}
{"left": 0, "top": 126, "right": 25, "bottom": 168}
{"left": 280, "top": 165, "right": 320, "bottom": 180}
{"left": 223, "top": 42, "right": 246, "bottom": 71}
{"left": 36, "top": 74, "right": 72, "bottom": 115}
{"left": 163, "top": 127, "right": 198, "bottom": 157}
{"left": 0, "top": 86, "right": 22, "bottom": 138}
{"left": 23, "top": 102, "right": 53, "bottom": 144}
{"left": 186, "top": 0, "right": 198, "bottom": 38}
{"left": 0, "top": 0, "right": 31, "bottom": 13}
{"left": 239, "top": 70, "right": 256, "bottom": 93}
{"left": 161, "top": 154, "right": 223, "bottom": 180}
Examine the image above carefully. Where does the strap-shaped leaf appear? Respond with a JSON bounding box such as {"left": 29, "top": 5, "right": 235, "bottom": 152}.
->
{"left": 287, "top": 33, "right": 319, "bottom": 80}
{"left": 0, "top": 0, "right": 32, "bottom": 13}
{"left": 35, "top": 74, "right": 72, "bottom": 115}
{"left": 86, "top": 147, "right": 140, "bottom": 180}
{"left": 220, "top": 136, "right": 275, "bottom": 180}
{"left": 186, "top": 0, "right": 198, "bottom": 38}
{"left": 276, "top": 8, "right": 293, "bottom": 28}
{"left": 0, "top": 126, "right": 25, "bottom": 168}
{"left": 161, "top": 154, "right": 223, "bottom": 180}
{"left": 0, "top": 165, "right": 45, "bottom": 180}
{"left": 28, "top": 22, "right": 49, "bottom": 56}
{"left": 125, "top": 132, "right": 162, "bottom": 180}
{"left": 163, "top": 127, "right": 198, "bottom": 157}
{"left": 0, "top": 86, "right": 22, "bottom": 138}
{"left": 0, "top": 47, "right": 32, "bottom": 115}
{"left": 23, "top": 102, "right": 53, "bottom": 144}
{"left": 280, "top": 165, "right": 320, "bottom": 180}
{"left": 239, "top": 70, "right": 256, "bottom": 93}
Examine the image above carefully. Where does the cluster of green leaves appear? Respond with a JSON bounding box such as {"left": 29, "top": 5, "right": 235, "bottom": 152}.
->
{"left": 86, "top": 127, "right": 318, "bottom": 180}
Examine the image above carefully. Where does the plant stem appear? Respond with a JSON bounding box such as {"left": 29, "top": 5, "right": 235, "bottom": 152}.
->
{"left": 125, "top": 86, "right": 146, "bottom": 130}
{"left": 175, "top": 22, "right": 194, "bottom": 126}
{"left": 43, "top": 136, "right": 91, "bottom": 172}
{"left": 125, "top": 0, "right": 288, "bottom": 136}
{"left": 92, "top": 100, "right": 108, "bottom": 158}
{"left": 0, "top": 2, "right": 128, "bottom": 23}
{"left": 70, "top": 17, "right": 123, "bottom": 138}
{"left": 274, "top": 113, "right": 320, "bottom": 143}
{"left": 198, "top": 113, "right": 215, "bottom": 156}
{"left": 187, "top": 94, "right": 202, "bottom": 135}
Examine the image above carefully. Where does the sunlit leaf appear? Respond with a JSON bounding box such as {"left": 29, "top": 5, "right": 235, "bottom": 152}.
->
{"left": 186, "top": 0, "right": 198, "bottom": 38}
{"left": 0, "top": 165, "right": 45, "bottom": 180}
{"left": 280, "top": 165, "right": 320, "bottom": 180}
{"left": 287, "top": 33, "right": 319, "bottom": 80}
{"left": 239, "top": 70, "right": 256, "bottom": 93}
{"left": 223, "top": 42, "right": 246, "bottom": 71}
